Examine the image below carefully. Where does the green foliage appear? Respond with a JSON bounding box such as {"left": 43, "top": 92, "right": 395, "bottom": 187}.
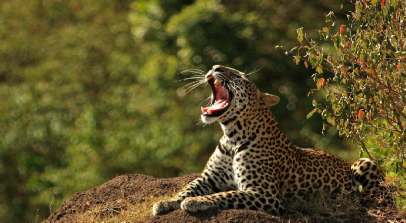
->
{"left": 293, "top": 0, "right": 406, "bottom": 207}
{"left": 0, "top": 0, "right": 354, "bottom": 222}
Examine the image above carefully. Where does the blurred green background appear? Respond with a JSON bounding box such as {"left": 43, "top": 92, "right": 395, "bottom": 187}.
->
{"left": 0, "top": 0, "right": 355, "bottom": 222}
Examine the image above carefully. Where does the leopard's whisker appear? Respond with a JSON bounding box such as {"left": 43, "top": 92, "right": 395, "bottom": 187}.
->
{"left": 246, "top": 66, "right": 264, "bottom": 77}
{"left": 182, "top": 80, "right": 205, "bottom": 94}
{"left": 182, "top": 81, "right": 204, "bottom": 90}
{"left": 181, "top": 80, "right": 203, "bottom": 91}
{"left": 181, "top": 70, "right": 205, "bottom": 75}
{"left": 200, "top": 96, "right": 212, "bottom": 105}
{"left": 180, "top": 76, "right": 205, "bottom": 82}
{"left": 181, "top": 69, "right": 205, "bottom": 75}
{"left": 226, "top": 81, "right": 238, "bottom": 94}
{"left": 216, "top": 72, "right": 231, "bottom": 82}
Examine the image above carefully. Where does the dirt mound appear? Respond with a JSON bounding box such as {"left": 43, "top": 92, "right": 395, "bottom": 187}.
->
{"left": 46, "top": 174, "right": 405, "bottom": 223}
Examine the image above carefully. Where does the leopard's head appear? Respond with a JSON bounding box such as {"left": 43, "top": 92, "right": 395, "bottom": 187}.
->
{"left": 200, "top": 65, "right": 280, "bottom": 124}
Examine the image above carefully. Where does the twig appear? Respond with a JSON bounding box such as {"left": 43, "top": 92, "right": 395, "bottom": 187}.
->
{"left": 359, "top": 140, "right": 374, "bottom": 160}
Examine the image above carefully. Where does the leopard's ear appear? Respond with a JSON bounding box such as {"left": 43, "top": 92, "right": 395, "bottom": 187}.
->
{"left": 257, "top": 90, "right": 280, "bottom": 107}
{"left": 263, "top": 93, "right": 280, "bottom": 107}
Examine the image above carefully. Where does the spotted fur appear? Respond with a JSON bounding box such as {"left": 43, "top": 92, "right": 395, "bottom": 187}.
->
{"left": 152, "top": 65, "right": 393, "bottom": 216}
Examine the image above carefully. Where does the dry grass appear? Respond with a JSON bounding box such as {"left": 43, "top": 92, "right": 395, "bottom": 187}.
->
{"left": 283, "top": 192, "right": 367, "bottom": 223}
{"left": 72, "top": 194, "right": 173, "bottom": 223}
{"left": 54, "top": 192, "right": 406, "bottom": 223}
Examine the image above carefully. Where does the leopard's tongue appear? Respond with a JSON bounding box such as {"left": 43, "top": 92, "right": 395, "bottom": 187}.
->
{"left": 201, "top": 82, "right": 229, "bottom": 115}
{"left": 201, "top": 100, "right": 229, "bottom": 115}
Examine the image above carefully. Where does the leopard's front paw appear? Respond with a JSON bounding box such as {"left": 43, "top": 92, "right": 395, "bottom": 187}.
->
{"left": 180, "top": 197, "right": 213, "bottom": 213}
{"left": 152, "top": 199, "right": 180, "bottom": 216}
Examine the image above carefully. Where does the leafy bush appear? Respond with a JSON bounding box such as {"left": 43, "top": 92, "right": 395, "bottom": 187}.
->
{"left": 292, "top": 0, "right": 405, "bottom": 207}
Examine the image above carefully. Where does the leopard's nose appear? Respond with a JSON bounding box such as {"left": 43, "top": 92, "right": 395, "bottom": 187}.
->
{"left": 205, "top": 73, "right": 214, "bottom": 81}
{"left": 206, "top": 65, "right": 226, "bottom": 80}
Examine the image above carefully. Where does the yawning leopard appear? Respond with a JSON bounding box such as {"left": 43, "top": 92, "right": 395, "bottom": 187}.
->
{"left": 152, "top": 65, "right": 392, "bottom": 216}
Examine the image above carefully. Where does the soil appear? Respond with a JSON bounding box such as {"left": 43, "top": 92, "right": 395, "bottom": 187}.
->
{"left": 46, "top": 174, "right": 406, "bottom": 223}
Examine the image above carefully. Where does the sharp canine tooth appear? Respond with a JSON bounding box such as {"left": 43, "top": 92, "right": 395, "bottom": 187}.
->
{"left": 214, "top": 79, "right": 221, "bottom": 86}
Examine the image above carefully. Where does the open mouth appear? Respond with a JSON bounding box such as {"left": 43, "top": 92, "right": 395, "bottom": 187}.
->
{"left": 201, "top": 77, "right": 232, "bottom": 117}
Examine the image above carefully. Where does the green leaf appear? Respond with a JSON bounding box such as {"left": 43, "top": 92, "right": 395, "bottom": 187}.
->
{"left": 390, "top": 0, "right": 398, "bottom": 7}
{"left": 293, "top": 55, "right": 301, "bottom": 65}
{"left": 306, "top": 108, "right": 318, "bottom": 119}
{"left": 297, "top": 27, "right": 304, "bottom": 43}
{"left": 316, "top": 65, "right": 323, "bottom": 74}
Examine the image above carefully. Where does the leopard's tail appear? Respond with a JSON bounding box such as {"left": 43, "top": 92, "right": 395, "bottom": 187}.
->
{"left": 350, "top": 158, "right": 394, "bottom": 207}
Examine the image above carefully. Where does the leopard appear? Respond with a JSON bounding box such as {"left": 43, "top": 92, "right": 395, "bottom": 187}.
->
{"left": 152, "top": 65, "right": 393, "bottom": 216}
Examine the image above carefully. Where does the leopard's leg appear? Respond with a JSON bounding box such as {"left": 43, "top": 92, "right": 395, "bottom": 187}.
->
{"left": 180, "top": 149, "right": 283, "bottom": 214}
{"left": 152, "top": 145, "right": 235, "bottom": 216}
{"left": 351, "top": 158, "right": 394, "bottom": 206}
{"left": 180, "top": 186, "right": 283, "bottom": 214}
